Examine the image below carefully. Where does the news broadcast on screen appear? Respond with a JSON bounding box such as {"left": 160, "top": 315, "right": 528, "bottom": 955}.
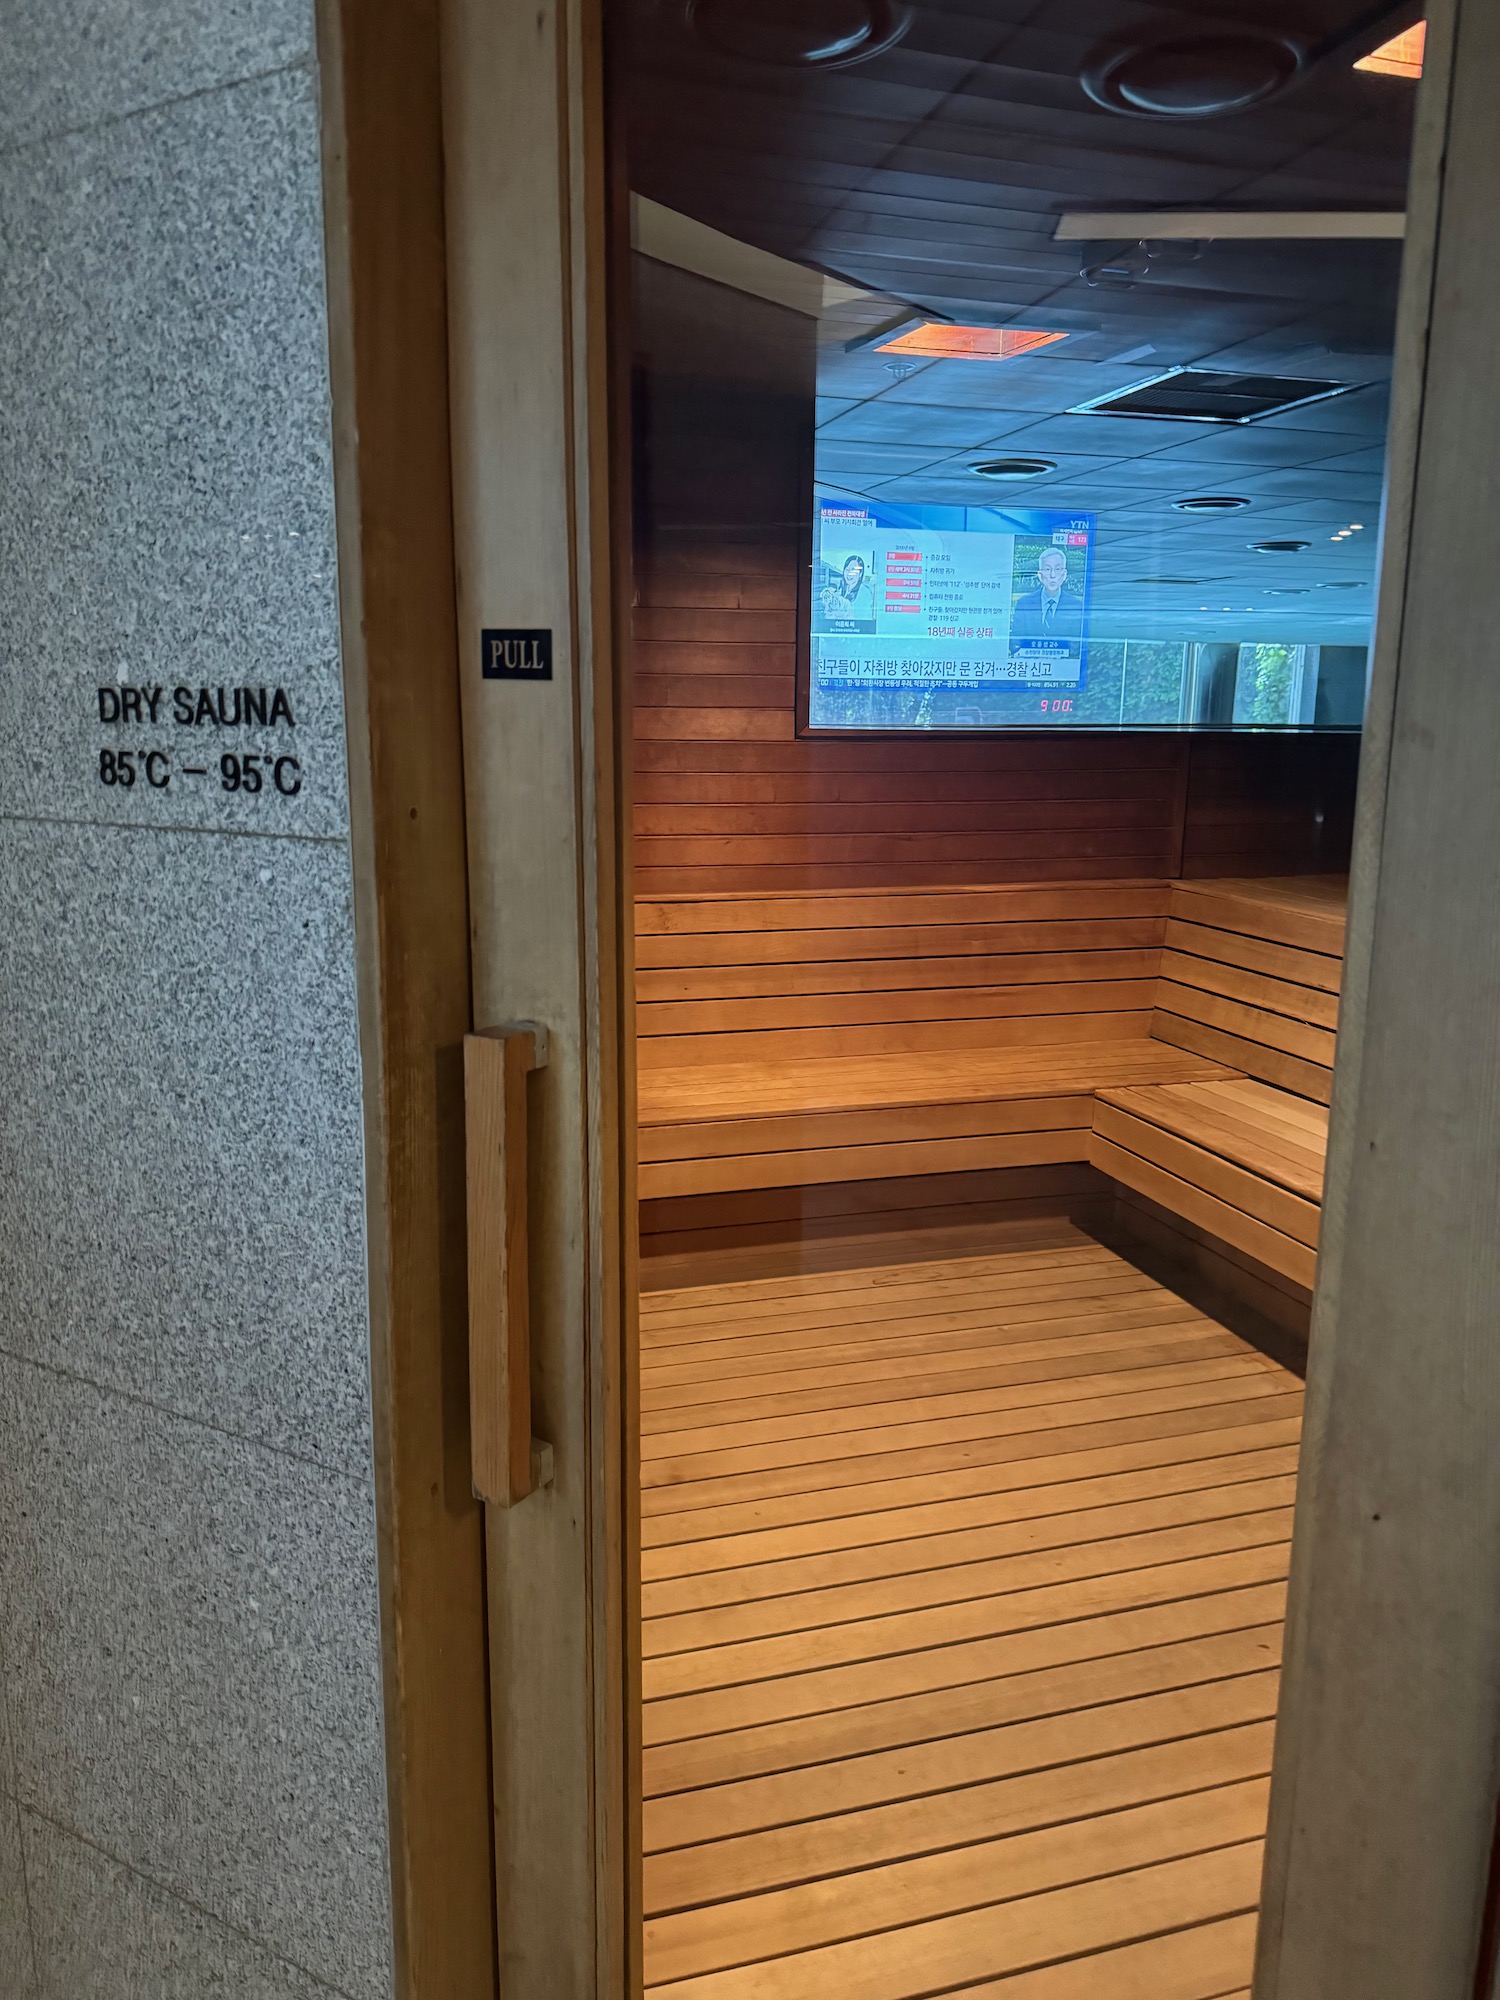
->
{"left": 807, "top": 494, "right": 1097, "bottom": 731}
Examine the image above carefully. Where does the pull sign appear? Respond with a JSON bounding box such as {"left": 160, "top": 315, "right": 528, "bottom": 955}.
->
{"left": 482, "top": 628, "right": 553, "bottom": 681}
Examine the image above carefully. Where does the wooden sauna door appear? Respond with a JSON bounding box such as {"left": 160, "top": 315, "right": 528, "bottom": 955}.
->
{"left": 439, "top": 0, "right": 635, "bottom": 1993}
{"left": 428, "top": 0, "right": 1500, "bottom": 1994}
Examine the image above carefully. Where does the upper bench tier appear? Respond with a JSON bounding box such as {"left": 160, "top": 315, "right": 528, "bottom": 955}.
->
{"left": 1152, "top": 876, "right": 1346, "bottom": 1106}
{"left": 635, "top": 877, "right": 1346, "bottom": 1207}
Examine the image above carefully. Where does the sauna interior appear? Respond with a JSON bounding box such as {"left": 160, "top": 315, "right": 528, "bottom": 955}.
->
{"left": 622, "top": 7, "right": 1414, "bottom": 1993}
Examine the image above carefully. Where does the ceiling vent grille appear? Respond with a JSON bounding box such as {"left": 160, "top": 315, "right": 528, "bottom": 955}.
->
{"left": 1072, "top": 367, "right": 1354, "bottom": 423}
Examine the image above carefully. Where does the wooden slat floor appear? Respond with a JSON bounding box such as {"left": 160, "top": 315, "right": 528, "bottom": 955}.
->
{"left": 640, "top": 1222, "right": 1302, "bottom": 1999}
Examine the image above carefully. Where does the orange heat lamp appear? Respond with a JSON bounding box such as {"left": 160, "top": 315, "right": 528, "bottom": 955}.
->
{"left": 1355, "top": 22, "right": 1425, "bottom": 77}
{"left": 874, "top": 324, "right": 1068, "bottom": 361}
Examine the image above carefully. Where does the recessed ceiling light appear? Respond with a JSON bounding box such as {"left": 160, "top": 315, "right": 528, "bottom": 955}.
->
{"left": 685, "top": 0, "right": 912, "bottom": 67}
{"left": 1251, "top": 538, "right": 1311, "bottom": 553}
{"left": 1082, "top": 31, "right": 1304, "bottom": 118}
{"left": 878, "top": 324, "right": 1067, "bottom": 361}
{"left": 970, "top": 456, "right": 1058, "bottom": 479}
{"left": 1356, "top": 23, "right": 1425, "bottom": 78}
{"left": 1174, "top": 495, "right": 1253, "bottom": 512}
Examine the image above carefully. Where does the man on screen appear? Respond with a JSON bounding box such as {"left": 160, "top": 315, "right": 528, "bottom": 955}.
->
{"left": 1010, "top": 545, "right": 1084, "bottom": 641}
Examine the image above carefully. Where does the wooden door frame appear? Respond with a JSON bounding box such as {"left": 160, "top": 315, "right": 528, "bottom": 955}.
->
{"left": 440, "top": 0, "right": 635, "bottom": 1996}
{"left": 318, "top": 0, "right": 498, "bottom": 1992}
{"left": 319, "top": 0, "right": 634, "bottom": 1993}
{"left": 1257, "top": 2, "right": 1500, "bottom": 1992}
{"left": 323, "top": 0, "right": 1500, "bottom": 1991}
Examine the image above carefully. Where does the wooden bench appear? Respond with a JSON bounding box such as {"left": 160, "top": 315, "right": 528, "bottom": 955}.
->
{"left": 1151, "top": 875, "right": 1344, "bottom": 1104}
{"left": 1087, "top": 877, "right": 1343, "bottom": 1289}
{"left": 636, "top": 883, "right": 1235, "bottom": 1199}
{"left": 638, "top": 873, "right": 1345, "bottom": 1292}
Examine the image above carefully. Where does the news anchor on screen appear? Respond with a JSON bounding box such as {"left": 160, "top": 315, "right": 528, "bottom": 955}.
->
{"left": 1010, "top": 546, "right": 1084, "bottom": 640}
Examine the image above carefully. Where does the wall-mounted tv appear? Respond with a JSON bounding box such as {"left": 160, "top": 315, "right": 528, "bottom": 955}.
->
{"left": 801, "top": 489, "right": 1370, "bottom": 733}
{"left": 806, "top": 495, "right": 1096, "bottom": 731}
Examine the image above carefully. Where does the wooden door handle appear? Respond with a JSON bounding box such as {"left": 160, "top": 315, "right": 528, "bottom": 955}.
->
{"left": 464, "top": 1023, "right": 553, "bottom": 1506}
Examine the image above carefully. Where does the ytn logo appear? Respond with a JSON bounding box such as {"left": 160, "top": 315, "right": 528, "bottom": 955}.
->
{"left": 482, "top": 629, "right": 553, "bottom": 681}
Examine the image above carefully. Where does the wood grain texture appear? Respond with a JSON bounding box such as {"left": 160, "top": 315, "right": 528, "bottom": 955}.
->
{"left": 1109, "top": 1192, "right": 1315, "bottom": 1340}
{"left": 637, "top": 883, "right": 1173, "bottom": 937}
{"left": 640, "top": 1093, "right": 1097, "bottom": 1161}
{"left": 1089, "top": 1134, "right": 1317, "bottom": 1290}
{"left": 464, "top": 1029, "right": 544, "bottom": 1504}
{"left": 636, "top": 884, "right": 1224, "bottom": 1192}
{"left": 639, "top": 1039, "right": 1233, "bottom": 1198}
{"left": 639, "top": 1228, "right": 1301, "bottom": 1996}
{"left": 1162, "top": 920, "right": 1343, "bottom": 997}
{"left": 317, "top": 0, "right": 496, "bottom": 1987}
{"left": 1150, "top": 1014, "right": 1335, "bottom": 1107}
{"left": 1158, "top": 954, "right": 1340, "bottom": 1031}
{"left": 1100, "top": 1081, "right": 1328, "bottom": 1204}
{"left": 1168, "top": 878, "right": 1347, "bottom": 957}
{"left": 1093, "top": 1104, "right": 1322, "bottom": 1248}
{"left": 636, "top": 885, "right": 1230, "bottom": 1193}
{"left": 630, "top": 265, "right": 1358, "bottom": 901}
{"left": 442, "top": 0, "right": 629, "bottom": 1984}
{"left": 1151, "top": 879, "right": 1344, "bottom": 1119}
{"left": 1154, "top": 984, "right": 1335, "bottom": 1070}
{"left": 636, "top": 873, "right": 1346, "bottom": 1326}
{"left": 640, "top": 1039, "right": 1234, "bottom": 1124}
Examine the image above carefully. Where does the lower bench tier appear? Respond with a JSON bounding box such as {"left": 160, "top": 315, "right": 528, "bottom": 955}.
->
{"left": 638, "top": 1039, "right": 1236, "bottom": 1200}
{"left": 1089, "top": 1078, "right": 1329, "bottom": 1289}
{"left": 639, "top": 1047, "right": 1330, "bottom": 1290}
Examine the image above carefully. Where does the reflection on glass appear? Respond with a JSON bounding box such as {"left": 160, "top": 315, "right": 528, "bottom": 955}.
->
{"left": 807, "top": 290, "right": 1394, "bottom": 733}
{"left": 619, "top": 7, "right": 1421, "bottom": 1983}
{"left": 1356, "top": 22, "right": 1426, "bottom": 75}
{"left": 625, "top": 0, "right": 1418, "bottom": 736}
{"left": 808, "top": 495, "right": 1096, "bottom": 726}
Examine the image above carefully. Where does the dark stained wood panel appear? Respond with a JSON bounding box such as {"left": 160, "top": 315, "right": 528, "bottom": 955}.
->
{"left": 633, "top": 526, "right": 1188, "bottom": 895}
{"left": 632, "top": 524, "right": 1360, "bottom": 892}
{"left": 639, "top": 1164, "right": 1115, "bottom": 1275}
{"left": 631, "top": 265, "right": 1361, "bottom": 897}
{"left": 1180, "top": 735, "right": 1360, "bottom": 881}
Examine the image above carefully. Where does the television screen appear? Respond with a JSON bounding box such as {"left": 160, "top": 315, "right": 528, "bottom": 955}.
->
{"left": 807, "top": 494, "right": 1097, "bottom": 730}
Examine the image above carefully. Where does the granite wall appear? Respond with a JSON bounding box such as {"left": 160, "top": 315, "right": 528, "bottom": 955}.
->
{"left": 0, "top": 3, "right": 393, "bottom": 1995}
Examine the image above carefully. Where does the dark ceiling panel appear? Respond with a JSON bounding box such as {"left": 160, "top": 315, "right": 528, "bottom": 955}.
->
{"left": 623, "top": 0, "right": 1418, "bottom": 642}
{"left": 625, "top": 0, "right": 1415, "bottom": 306}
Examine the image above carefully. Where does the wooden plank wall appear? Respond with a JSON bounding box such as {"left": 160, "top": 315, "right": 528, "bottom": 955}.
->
{"left": 1180, "top": 735, "right": 1361, "bottom": 881}
{"left": 634, "top": 883, "right": 1171, "bottom": 1067}
{"left": 631, "top": 257, "right": 1359, "bottom": 901}
{"left": 638, "top": 1162, "right": 1115, "bottom": 1271}
{"left": 1151, "top": 879, "right": 1347, "bottom": 1105}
